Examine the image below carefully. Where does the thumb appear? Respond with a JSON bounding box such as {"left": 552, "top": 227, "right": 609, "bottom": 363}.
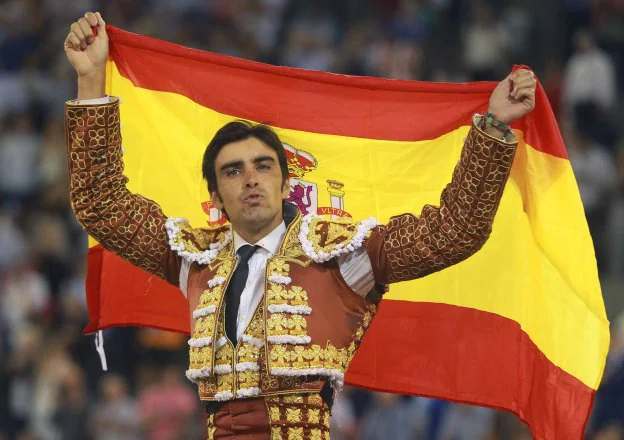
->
{"left": 95, "top": 12, "right": 108, "bottom": 38}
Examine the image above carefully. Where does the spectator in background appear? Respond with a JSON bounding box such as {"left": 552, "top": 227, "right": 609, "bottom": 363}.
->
{"left": 0, "top": 113, "right": 41, "bottom": 211}
{"left": 139, "top": 365, "right": 198, "bottom": 440}
{"left": 90, "top": 374, "right": 142, "bottom": 440}
{"left": 462, "top": 0, "right": 509, "bottom": 81}
{"left": 562, "top": 30, "right": 617, "bottom": 147}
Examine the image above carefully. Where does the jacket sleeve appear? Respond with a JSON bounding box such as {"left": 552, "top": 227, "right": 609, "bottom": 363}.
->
{"left": 364, "top": 116, "right": 518, "bottom": 285}
{"left": 65, "top": 96, "right": 182, "bottom": 286}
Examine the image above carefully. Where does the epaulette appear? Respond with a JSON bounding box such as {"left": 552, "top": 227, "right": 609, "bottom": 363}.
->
{"left": 165, "top": 217, "right": 232, "bottom": 265}
{"left": 298, "top": 214, "right": 379, "bottom": 263}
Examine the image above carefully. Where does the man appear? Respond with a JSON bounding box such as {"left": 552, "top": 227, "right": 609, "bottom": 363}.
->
{"left": 64, "top": 11, "right": 536, "bottom": 440}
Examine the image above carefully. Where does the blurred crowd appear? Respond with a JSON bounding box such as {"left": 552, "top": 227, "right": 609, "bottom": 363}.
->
{"left": 1, "top": 0, "right": 624, "bottom": 439}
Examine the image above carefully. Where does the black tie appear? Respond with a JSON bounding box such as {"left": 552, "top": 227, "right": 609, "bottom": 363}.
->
{"left": 225, "top": 244, "right": 259, "bottom": 345}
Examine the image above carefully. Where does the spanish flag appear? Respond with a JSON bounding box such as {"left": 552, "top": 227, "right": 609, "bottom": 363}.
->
{"left": 86, "top": 26, "right": 609, "bottom": 439}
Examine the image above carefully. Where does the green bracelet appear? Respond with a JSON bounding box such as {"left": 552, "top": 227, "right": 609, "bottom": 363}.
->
{"left": 484, "top": 112, "right": 510, "bottom": 133}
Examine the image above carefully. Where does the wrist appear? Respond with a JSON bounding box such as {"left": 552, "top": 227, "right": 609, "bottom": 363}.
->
{"left": 77, "top": 69, "right": 106, "bottom": 100}
{"left": 483, "top": 111, "right": 510, "bottom": 136}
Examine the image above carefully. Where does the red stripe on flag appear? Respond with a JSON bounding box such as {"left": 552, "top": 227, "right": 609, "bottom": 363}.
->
{"left": 85, "top": 245, "right": 190, "bottom": 334}
{"left": 346, "top": 300, "right": 594, "bottom": 440}
{"left": 106, "top": 26, "right": 566, "bottom": 159}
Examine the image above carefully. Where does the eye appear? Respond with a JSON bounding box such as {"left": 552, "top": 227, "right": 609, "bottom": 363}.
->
{"left": 226, "top": 169, "right": 241, "bottom": 177}
{"left": 257, "top": 163, "right": 271, "bottom": 172}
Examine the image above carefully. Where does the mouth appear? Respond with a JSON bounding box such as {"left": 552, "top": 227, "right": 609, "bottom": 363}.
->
{"left": 243, "top": 193, "right": 264, "bottom": 204}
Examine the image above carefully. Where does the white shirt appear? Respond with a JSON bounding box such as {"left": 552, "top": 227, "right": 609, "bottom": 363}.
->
{"left": 76, "top": 97, "right": 377, "bottom": 333}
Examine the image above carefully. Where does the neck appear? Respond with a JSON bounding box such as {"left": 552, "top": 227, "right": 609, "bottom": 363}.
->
{"left": 234, "top": 212, "right": 283, "bottom": 244}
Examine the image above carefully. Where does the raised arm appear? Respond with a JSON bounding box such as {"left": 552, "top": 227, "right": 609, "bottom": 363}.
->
{"left": 64, "top": 12, "right": 181, "bottom": 284}
{"left": 365, "top": 70, "right": 537, "bottom": 284}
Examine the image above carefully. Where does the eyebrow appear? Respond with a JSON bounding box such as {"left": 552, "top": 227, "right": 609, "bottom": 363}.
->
{"left": 220, "top": 155, "right": 276, "bottom": 172}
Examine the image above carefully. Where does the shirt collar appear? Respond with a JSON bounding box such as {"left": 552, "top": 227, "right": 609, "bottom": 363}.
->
{"left": 232, "top": 221, "right": 286, "bottom": 256}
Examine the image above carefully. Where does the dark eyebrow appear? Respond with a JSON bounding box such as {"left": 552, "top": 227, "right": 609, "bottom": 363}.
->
{"left": 220, "top": 160, "right": 244, "bottom": 172}
{"left": 253, "top": 156, "right": 275, "bottom": 164}
{"left": 220, "top": 156, "right": 275, "bottom": 173}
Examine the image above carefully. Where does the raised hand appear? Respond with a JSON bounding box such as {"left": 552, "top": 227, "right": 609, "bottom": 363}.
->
{"left": 487, "top": 69, "right": 537, "bottom": 124}
{"left": 64, "top": 12, "right": 108, "bottom": 77}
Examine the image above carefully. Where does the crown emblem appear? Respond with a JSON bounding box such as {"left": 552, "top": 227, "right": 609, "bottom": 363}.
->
{"left": 283, "top": 143, "right": 317, "bottom": 179}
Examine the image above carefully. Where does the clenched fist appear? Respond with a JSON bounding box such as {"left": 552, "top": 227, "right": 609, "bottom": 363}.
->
{"left": 487, "top": 69, "right": 537, "bottom": 124}
{"left": 65, "top": 11, "right": 108, "bottom": 77}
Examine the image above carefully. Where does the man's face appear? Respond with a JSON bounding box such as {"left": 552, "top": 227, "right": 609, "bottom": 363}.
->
{"left": 211, "top": 137, "right": 290, "bottom": 237}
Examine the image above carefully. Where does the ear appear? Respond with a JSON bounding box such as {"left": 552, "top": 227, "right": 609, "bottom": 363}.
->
{"left": 211, "top": 190, "right": 224, "bottom": 210}
{"left": 281, "top": 178, "right": 291, "bottom": 200}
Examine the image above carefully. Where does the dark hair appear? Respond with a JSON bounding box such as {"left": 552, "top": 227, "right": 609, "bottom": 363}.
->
{"left": 202, "top": 120, "right": 290, "bottom": 194}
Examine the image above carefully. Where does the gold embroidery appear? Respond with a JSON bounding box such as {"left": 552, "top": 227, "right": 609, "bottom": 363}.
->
{"left": 308, "top": 394, "right": 323, "bottom": 406}
{"left": 271, "top": 427, "right": 282, "bottom": 440}
{"left": 268, "top": 258, "right": 290, "bottom": 275}
{"left": 287, "top": 427, "right": 304, "bottom": 440}
{"left": 308, "top": 216, "right": 360, "bottom": 254}
{"left": 310, "top": 429, "right": 323, "bottom": 440}
{"left": 286, "top": 408, "right": 302, "bottom": 423}
{"left": 237, "top": 370, "right": 260, "bottom": 388}
{"left": 308, "top": 408, "right": 321, "bottom": 424}
{"left": 169, "top": 220, "right": 228, "bottom": 256}
{"left": 288, "top": 286, "right": 308, "bottom": 306}
{"left": 198, "top": 287, "right": 223, "bottom": 307}
{"left": 269, "top": 406, "right": 281, "bottom": 422}
{"left": 207, "top": 414, "right": 216, "bottom": 440}
{"left": 283, "top": 395, "right": 304, "bottom": 404}
{"left": 267, "top": 283, "right": 289, "bottom": 304}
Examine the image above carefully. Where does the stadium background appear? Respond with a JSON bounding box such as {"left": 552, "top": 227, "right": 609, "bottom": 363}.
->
{"left": 1, "top": 0, "right": 623, "bottom": 438}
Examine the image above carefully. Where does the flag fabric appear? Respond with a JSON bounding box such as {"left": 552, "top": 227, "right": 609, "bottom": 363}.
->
{"left": 85, "top": 25, "right": 609, "bottom": 439}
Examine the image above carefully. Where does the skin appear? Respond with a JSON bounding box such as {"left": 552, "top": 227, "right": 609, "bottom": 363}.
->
{"left": 211, "top": 137, "right": 290, "bottom": 243}
{"left": 64, "top": 12, "right": 537, "bottom": 241}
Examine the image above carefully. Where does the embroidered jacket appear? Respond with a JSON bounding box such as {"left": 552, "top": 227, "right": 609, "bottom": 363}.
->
{"left": 65, "top": 97, "right": 518, "bottom": 401}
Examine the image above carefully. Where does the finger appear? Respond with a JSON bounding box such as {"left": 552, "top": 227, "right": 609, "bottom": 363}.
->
{"left": 95, "top": 12, "right": 107, "bottom": 37}
{"left": 514, "top": 87, "right": 535, "bottom": 102}
{"left": 512, "top": 78, "right": 536, "bottom": 93}
{"left": 84, "top": 12, "right": 97, "bottom": 27}
{"left": 77, "top": 17, "right": 94, "bottom": 44}
{"left": 70, "top": 22, "right": 87, "bottom": 48}
{"left": 65, "top": 32, "right": 82, "bottom": 50}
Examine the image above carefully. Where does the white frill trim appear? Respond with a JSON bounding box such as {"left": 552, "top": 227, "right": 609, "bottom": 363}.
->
{"left": 192, "top": 305, "right": 216, "bottom": 319}
{"left": 267, "top": 335, "right": 311, "bottom": 345}
{"left": 187, "top": 336, "right": 212, "bottom": 348}
{"left": 236, "top": 387, "right": 261, "bottom": 398}
{"left": 165, "top": 217, "right": 232, "bottom": 265}
{"left": 268, "top": 273, "right": 292, "bottom": 285}
{"left": 185, "top": 367, "right": 211, "bottom": 382}
{"left": 214, "top": 364, "right": 233, "bottom": 374}
{"left": 207, "top": 276, "right": 226, "bottom": 288}
{"left": 239, "top": 334, "right": 264, "bottom": 347}
{"left": 216, "top": 337, "right": 228, "bottom": 347}
{"left": 268, "top": 304, "right": 312, "bottom": 315}
{"left": 235, "top": 362, "right": 260, "bottom": 372}
{"left": 270, "top": 367, "right": 345, "bottom": 390}
{"left": 214, "top": 391, "right": 235, "bottom": 401}
{"left": 298, "top": 214, "right": 379, "bottom": 263}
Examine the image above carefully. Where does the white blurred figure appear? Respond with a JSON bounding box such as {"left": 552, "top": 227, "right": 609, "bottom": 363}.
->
{"left": 330, "top": 389, "right": 356, "bottom": 440}
{"left": 562, "top": 30, "right": 617, "bottom": 114}
{"left": 462, "top": 1, "right": 509, "bottom": 81}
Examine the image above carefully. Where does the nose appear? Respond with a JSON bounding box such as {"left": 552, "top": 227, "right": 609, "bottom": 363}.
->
{"left": 244, "top": 169, "right": 259, "bottom": 188}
